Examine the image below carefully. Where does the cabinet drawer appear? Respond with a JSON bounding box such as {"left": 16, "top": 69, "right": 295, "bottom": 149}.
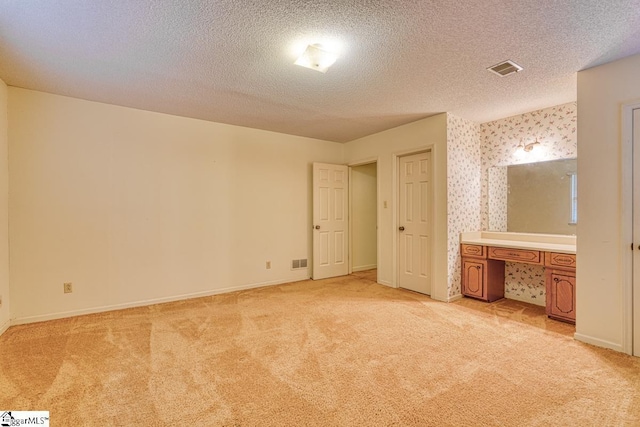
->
{"left": 545, "top": 252, "right": 576, "bottom": 269}
{"left": 461, "top": 244, "right": 486, "bottom": 259}
{"left": 488, "top": 247, "right": 542, "bottom": 264}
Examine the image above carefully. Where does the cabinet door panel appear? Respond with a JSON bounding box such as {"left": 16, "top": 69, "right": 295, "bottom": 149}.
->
{"left": 463, "top": 260, "right": 485, "bottom": 299}
{"left": 547, "top": 271, "right": 576, "bottom": 322}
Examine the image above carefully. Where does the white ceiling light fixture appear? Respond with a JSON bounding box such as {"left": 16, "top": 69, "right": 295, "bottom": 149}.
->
{"left": 294, "top": 44, "right": 338, "bottom": 73}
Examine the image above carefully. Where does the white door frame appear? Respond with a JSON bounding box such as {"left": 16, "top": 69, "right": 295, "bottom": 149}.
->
{"left": 393, "top": 146, "right": 435, "bottom": 291}
{"left": 348, "top": 158, "right": 379, "bottom": 275}
{"left": 621, "top": 100, "right": 640, "bottom": 355}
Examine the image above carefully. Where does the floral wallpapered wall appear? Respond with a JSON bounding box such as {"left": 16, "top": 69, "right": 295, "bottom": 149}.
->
{"left": 447, "top": 113, "right": 482, "bottom": 298}
{"left": 480, "top": 102, "right": 577, "bottom": 305}
{"left": 487, "top": 166, "right": 507, "bottom": 231}
{"left": 481, "top": 102, "right": 578, "bottom": 229}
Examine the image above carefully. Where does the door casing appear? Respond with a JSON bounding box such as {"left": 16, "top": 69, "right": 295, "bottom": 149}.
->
{"left": 621, "top": 101, "right": 640, "bottom": 356}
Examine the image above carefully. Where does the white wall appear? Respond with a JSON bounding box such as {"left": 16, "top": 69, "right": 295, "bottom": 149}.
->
{"left": 0, "top": 79, "right": 9, "bottom": 334}
{"left": 8, "top": 88, "right": 343, "bottom": 323}
{"left": 576, "top": 53, "right": 640, "bottom": 352}
{"left": 344, "top": 114, "right": 449, "bottom": 301}
{"left": 351, "top": 163, "right": 377, "bottom": 271}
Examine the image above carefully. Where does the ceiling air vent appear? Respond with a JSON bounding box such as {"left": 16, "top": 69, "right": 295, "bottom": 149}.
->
{"left": 487, "top": 60, "right": 523, "bottom": 77}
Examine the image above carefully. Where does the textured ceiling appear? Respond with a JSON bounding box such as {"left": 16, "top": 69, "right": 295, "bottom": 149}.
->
{"left": 1, "top": 1, "right": 640, "bottom": 143}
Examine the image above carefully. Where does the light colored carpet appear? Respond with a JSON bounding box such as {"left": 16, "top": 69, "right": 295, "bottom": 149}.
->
{"left": 1, "top": 272, "right": 639, "bottom": 426}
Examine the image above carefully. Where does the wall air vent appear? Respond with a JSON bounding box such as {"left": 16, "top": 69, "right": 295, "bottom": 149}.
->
{"left": 291, "top": 259, "right": 308, "bottom": 270}
{"left": 487, "top": 60, "right": 523, "bottom": 77}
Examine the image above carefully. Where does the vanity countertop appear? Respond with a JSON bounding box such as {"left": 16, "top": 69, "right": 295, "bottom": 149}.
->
{"left": 460, "top": 231, "right": 576, "bottom": 254}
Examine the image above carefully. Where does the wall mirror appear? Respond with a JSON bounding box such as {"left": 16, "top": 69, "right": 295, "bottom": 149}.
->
{"left": 488, "top": 158, "right": 577, "bottom": 235}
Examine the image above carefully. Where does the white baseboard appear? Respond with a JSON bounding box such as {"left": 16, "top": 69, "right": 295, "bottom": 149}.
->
{"left": 377, "top": 279, "right": 394, "bottom": 288}
{"left": 352, "top": 264, "right": 377, "bottom": 272}
{"left": 447, "top": 293, "right": 463, "bottom": 302}
{"left": 11, "top": 275, "right": 308, "bottom": 326}
{"left": 574, "top": 333, "right": 624, "bottom": 353}
{"left": 0, "top": 318, "right": 10, "bottom": 336}
{"left": 430, "top": 292, "right": 448, "bottom": 302}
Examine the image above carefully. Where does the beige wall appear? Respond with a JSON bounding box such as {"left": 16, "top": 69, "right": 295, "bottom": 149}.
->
{"left": 8, "top": 88, "right": 343, "bottom": 323}
{"left": 0, "top": 79, "right": 8, "bottom": 334}
{"left": 351, "top": 163, "right": 377, "bottom": 271}
{"left": 344, "top": 114, "right": 450, "bottom": 301}
{"left": 576, "top": 53, "right": 640, "bottom": 352}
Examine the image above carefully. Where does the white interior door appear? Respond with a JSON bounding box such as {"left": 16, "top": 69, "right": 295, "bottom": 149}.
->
{"left": 398, "top": 151, "right": 432, "bottom": 294}
{"left": 634, "top": 108, "right": 640, "bottom": 356}
{"left": 313, "top": 163, "right": 349, "bottom": 280}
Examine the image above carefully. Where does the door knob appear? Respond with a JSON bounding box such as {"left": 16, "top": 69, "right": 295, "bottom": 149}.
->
{"left": 399, "top": 226, "right": 405, "bottom": 231}
{"left": 315, "top": 225, "right": 320, "bottom": 230}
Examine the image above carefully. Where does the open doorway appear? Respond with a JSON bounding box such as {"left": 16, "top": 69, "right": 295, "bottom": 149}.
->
{"left": 350, "top": 162, "right": 378, "bottom": 281}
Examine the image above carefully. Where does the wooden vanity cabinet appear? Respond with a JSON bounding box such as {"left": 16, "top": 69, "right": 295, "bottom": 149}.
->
{"left": 460, "top": 243, "right": 576, "bottom": 324}
{"left": 461, "top": 245, "right": 504, "bottom": 302}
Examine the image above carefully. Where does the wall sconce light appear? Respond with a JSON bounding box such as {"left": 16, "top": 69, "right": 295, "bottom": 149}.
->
{"left": 294, "top": 44, "right": 338, "bottom": 73}
{"left": 517, "top": 138, "right": 541, "bottom": 153}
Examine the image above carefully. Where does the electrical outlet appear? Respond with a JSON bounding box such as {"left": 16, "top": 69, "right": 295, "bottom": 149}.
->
{"left": 63, "top": 282, "right": 73, "bottom": 293}
{"left": 266, "top": 261, "right": 271, "bottom": 269}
